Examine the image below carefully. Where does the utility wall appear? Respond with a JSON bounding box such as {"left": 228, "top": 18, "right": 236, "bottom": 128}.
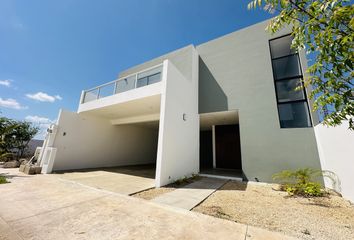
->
{"left": 196, "top": 20, "right": 322, "bottom": 182}
{"left": 156, "top": 57, "right": 199, "bottom": 187}
{"left": 51, "top": 109, "right": 158, "bottom": 171}
{"left": 314, "top": 121, "right": 354, "bottom": 202}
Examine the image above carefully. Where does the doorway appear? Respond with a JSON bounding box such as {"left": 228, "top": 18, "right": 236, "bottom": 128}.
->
{"left": 199, "top": 111, "right": 243, "bottom": 179}
{"left": 215, "top": 124, "right": 242, "bottom": 170}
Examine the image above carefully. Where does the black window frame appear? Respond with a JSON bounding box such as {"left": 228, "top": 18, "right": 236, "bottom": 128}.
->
{"left": 269, "top": 34, "right": 313, "bottom": 128}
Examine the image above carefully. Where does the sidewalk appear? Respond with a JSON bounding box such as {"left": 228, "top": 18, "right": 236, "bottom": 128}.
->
{"left": 0, "top": 168, "right": 298, "bottom": 240}
{"left": 152, "top": 177, "right": 227, "bottom": 210}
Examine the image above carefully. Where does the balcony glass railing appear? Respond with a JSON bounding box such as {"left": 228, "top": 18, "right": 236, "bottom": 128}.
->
{"left": 82, "top": 64, "right": 163, "bottom": 103}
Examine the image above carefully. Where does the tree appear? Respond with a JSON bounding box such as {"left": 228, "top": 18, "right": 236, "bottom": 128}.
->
{"left": 0, "top": 116, "right": 39, "bottom": 160}
{"left": 248, "top": 0, "right": 354, "bottom": 129}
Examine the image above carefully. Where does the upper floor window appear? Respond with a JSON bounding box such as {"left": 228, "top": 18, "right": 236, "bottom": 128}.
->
{"left": 269, "top": 35, "right": 312, "bottom": 128}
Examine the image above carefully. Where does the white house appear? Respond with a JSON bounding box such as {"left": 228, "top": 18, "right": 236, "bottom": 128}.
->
{"left": 37, "top": 20, "right": 354, "bottom": 202}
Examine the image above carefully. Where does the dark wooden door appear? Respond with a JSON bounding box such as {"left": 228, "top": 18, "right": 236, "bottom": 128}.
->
{"left": 215, "top": 124, "right": 242, "bottom": 169}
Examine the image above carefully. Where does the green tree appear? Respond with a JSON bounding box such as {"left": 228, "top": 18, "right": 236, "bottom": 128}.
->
{"left": 248, "top": 0, "right": 354, "bottom": 129}
{"left": 0, "top": 116, "right": 39, "bottom": 160}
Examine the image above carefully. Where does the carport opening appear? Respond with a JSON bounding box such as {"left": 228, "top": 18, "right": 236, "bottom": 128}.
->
{"left": 110, "top": 120, "right": 160, "bottom": 179}
{"left": 199, "top": 110, "right": 243, "bottom": 179}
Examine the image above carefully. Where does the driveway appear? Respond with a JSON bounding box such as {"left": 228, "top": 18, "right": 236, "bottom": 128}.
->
{"left": 0, "top": 168, "right": 297, "bottom": 240}
{"left": 53, "top": 164, "right": 156, "bottom": 195}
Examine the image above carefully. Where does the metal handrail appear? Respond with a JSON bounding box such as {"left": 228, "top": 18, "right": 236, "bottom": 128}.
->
{"left": 82, "top": 63, "right": 163, "bottom": 103}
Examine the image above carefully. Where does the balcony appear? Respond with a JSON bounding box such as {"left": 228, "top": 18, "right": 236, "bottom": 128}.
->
{"left": 81, "top": 64, "right": 163, "bottom": 104}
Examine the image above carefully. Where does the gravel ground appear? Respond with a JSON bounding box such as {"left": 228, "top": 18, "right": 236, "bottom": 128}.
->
{"left": 132, "top": 176, "right": 202, "bottom": 200}
{"left": 193, "top": 181, "right": 354, "bottom": 240}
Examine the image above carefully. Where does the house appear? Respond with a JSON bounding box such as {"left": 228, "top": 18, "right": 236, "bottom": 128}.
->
{"left": 37, "top": 20, "right": 354, "bottom": 201}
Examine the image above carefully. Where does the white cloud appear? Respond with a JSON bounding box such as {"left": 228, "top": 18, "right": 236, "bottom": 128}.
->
{"left": 26, "top": 92, "right": 62, "bottom": 102}
{"left": 25, "top": 115, "right": 52, "bottom": 123}
{"left": 0, "top": 98, "right": 27, "bottom": 110}
{"left": 0, "top": 79, "right": 12, "bottom": 87}
{"left": 25, "top": 115, "right": 56, "bottom": 140}
{"left": 54, "top": 95, "right": 62, "bottom": 100}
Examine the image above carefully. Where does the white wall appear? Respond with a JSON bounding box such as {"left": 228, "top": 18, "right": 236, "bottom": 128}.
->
{"left": 197, "top": 20, "right": 322, "bottom": 182}
{"left": 155, "top": 53, "right": 199, "bottom": 187}
{"left": 314, "top": 121, "right": 354, "bottom": 202}
{"left": 51, "top": 109, "right": 158, "bottom": 171}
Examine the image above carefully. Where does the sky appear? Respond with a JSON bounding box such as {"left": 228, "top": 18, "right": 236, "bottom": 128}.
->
{"left": 0, "top": 0, "right": 271, "bottom": 139}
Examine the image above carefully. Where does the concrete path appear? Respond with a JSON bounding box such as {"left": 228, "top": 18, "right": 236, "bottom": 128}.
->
{"left": 0, "top": 168, "right": 298, "bottom": 240}
{"left": 54, "top": 165, "right": 155, "bottom": 195}
{"left": 152, "top": 177, "right": 227, "bottom": 210}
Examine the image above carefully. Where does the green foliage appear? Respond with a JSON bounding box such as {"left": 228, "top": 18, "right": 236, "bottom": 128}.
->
{"left": 0, "top": 115, "right": 39, "bottom": 160}
{"left": 0, "top": 175, "right": 9, "bottom": 184}
{"left": 248, "top": 0, "right": 354, "bottom": 130}
{"left": 272, "top": 168, "right": 325, "bottom": 197}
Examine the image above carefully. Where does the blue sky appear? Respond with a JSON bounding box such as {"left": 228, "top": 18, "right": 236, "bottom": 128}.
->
{"left": 0, "top": 0, "right": 271, "bottom": 138}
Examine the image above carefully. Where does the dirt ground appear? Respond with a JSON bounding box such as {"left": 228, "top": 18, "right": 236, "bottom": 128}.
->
{"left": 193, "top": 181, "right": 354, "bottom": 240}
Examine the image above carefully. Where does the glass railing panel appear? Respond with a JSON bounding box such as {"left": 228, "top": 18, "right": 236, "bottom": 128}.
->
{"left": 116, "top": 75, "right": 136, "bottom": 94}
{"left": 98, "top": 82, "right": 115, "bottom": 99}
{"left": 82, "top": 64, "right": 163, "bottom": 103}
{"left": 83, "top": 88, "right": 99, "bottom": 103}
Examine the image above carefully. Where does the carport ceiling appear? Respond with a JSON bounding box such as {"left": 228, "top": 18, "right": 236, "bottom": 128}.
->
{"left": 200, "top": 110, "right": 239, "bottom": 130}
{"left": 82, "top": 94, "right": 161, "bottom": 119}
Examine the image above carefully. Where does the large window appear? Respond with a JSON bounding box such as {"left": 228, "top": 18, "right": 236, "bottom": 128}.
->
{"left": 136, "top": 65, "right": 162, "bottom": 88}
{"left": 269, "top": 35, "right": 312, "bottom": 128}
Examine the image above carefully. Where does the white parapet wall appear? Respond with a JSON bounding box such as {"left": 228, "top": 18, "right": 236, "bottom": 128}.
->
{"left": 155, "top": 54, "right": 199, "bottom": 187}
{"left": 314, "top": 121, "right": 354, "bottom": 202}
{"left": 50, "top": 109, "right": 158, "bottom": 172}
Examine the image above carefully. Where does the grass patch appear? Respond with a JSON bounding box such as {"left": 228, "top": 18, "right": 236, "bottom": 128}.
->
{"left": 0, "top": 175, "right": 9, "bottom": 184}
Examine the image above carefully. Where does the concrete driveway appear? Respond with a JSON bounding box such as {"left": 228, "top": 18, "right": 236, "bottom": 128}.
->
{"left": 0, "top": 168, "right": 297, "bottom": 240}
{"left": 53, "top": 165, "right": 156, "bottom": 195}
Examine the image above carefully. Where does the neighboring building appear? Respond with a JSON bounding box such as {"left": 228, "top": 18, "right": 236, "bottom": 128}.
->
{"left": 37, "top": 20, "right": 353, "bottom": 201}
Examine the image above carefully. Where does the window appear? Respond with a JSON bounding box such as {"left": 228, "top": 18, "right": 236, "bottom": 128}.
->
{"left": 269, "top": 35, "right": 312, "bottom": 128}
{"left": 136, "top": 65, "right": 163, "bottom": 88}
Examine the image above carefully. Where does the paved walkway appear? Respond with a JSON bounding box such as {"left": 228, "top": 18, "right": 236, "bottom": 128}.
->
{"left": 0, "top": 168, "right": 298, "bottom": 240}
{"left": 152, "top": 177, "right": 227, "bottom": 210}
{"left": 54, "top": 165, "right": 156, "bottom": 195}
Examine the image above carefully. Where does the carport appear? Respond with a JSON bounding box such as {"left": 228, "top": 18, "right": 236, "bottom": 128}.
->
{"left": 55, "top": 164, "right": 156, "bottom": 195}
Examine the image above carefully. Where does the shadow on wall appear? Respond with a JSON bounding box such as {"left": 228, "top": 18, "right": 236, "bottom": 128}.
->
{"left": 198, "top": 57, "right": 228, "bottom": 113}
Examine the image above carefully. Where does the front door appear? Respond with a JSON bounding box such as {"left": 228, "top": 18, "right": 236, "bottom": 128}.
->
{"left": 215, "top": 124, "right": 242, "bottom": 169}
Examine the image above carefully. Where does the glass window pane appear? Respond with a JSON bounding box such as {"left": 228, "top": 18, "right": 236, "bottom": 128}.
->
{"left": 83, "top": 89, "right": 98, "bottom": 103}
{"left": 278, "top": 102, "right": 311, "bottom": 128}
{"left": 147, "top": 72, "right": 161, "bottom": 85}
{"left": 116, "top": 75, "right": 135, "bottom": 93}
{"left": 272, "top": 54, "right": 301, "bottom": 80}
{"left": 276, "top": 78, "right": 305, "bottom": 102}
{"left": 137, "top": 77, "right": 148, "bottom": 88}
{"left": 270, "top": 35, "right": 296, "bottom": 58}
{"left": 137, "top": 65, "right": 163, "bottom": 79}
{"left": 98, "top": 83, "right": 115, "bottom": 99}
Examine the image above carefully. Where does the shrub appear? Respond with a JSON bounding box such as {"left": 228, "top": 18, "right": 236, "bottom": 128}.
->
{"left": 272, "top": 168, "right": 325, "bottom": 197}
{"left": 0, "top": 175, "right": 9, "bottom": 184}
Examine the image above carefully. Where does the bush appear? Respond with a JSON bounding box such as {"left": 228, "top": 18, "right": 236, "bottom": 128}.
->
{"left": 0, "top": 175, "right": 9, "bottom": 184}
{"left": 272, "top": 168, "right": 325, "bottom": 197}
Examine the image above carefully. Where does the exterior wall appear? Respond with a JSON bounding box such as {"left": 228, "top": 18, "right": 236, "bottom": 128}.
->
{"left": 119, "top": 45, "right": 195, "bottom": 84}
{"left": 197, "top": 20, "right": 322, "bottom": 182}
{"left": 51, "top": 109, "right": 158, "bottom": 171}
{"left": 155, "top": 57, "right": 199, "bottom": 187}
{"left": 314, "top": 121, "right": 354, "bottom": 202}
{"left": 117, "top": 45, "right": 199, "bottom": 187}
